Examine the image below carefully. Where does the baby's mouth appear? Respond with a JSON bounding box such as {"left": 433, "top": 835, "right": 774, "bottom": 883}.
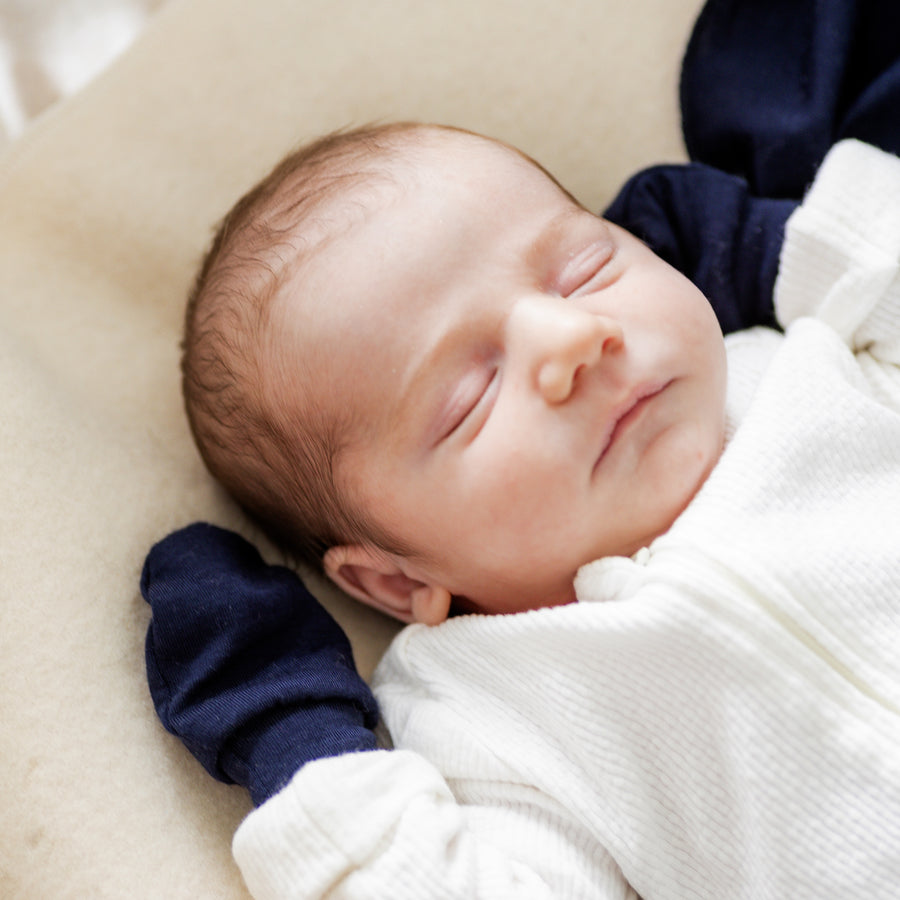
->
{"left": 592, "top": 380, "right": 670, "bottom": 474}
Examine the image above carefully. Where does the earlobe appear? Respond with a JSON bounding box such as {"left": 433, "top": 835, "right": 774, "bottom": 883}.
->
{"left": 409, "top": 583, "right": 453, "bottom": 627}
{"left": 323, "top": 544, "right": 452, "bottom": 626}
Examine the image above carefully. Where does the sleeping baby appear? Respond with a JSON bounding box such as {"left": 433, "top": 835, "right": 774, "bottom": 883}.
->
{"left": 143, "top": 118, "right": 900, "bottom": 898}
{"left": 181, "top": 121, "right": 728, "bottom": 622}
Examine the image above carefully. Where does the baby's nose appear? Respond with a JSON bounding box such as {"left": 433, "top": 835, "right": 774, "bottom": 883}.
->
{"left": 514, "top": 296, "right": 623, "bottom": 404}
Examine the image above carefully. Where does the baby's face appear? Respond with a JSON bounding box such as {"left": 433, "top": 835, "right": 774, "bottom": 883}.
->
{"left": 277, "top": 132, "right": 727, "bottom": 616}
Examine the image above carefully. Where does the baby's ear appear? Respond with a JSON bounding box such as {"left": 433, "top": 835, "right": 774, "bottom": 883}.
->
{"left": 323, "top": 545, "right": 452, "bottom": 626}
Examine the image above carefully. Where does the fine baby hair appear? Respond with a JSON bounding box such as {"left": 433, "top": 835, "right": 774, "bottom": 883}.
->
{"left": 181, "top": 121, "right": 586, "bottom": 580}
{"left": 180, "top": 119, "right": 730, "bottom": 626}
{"left": 181, "top": 118, "right": 733, "bottom": 625}
{"left": 182, "top": 122, "right": 425, "bottom": 574}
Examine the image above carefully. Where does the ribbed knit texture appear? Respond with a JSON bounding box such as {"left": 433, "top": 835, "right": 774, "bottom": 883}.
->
{"left": 234, "top": 141, "right": 900, "bottom": 898}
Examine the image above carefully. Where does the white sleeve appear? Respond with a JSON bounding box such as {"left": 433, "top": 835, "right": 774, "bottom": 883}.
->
{"left": 232, "top": 749, "right": 633, "bottom": 900}
{"left": 775, "top": 139, "right": 900, "bottom": 361}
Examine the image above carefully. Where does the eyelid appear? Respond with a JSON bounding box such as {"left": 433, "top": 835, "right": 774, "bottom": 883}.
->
{"left": 440, "top": 367, "right": 499, "bottom": 442}
{"left": 557, "top": 240, "right": 615, "bottom": 297}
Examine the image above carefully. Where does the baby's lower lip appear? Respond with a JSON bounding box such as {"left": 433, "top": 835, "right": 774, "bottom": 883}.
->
{"left": 592, "top": 381, "right": 669, "bottom": 472}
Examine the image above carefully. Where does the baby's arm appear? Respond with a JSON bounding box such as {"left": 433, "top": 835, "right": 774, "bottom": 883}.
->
{"left": 142, "top": 524, "right": 633, "bottom": 899}
{"left": 606, "top": 0, "right": 900, "bottom": 342}
{"left": 775, "top": 139, "right": 900, "bottom": 355}
{"left": 233, "top": 748, "right": 635, "bottom": 900}
{"left": 604, "top": 162, "right": 796, "bottom": 334}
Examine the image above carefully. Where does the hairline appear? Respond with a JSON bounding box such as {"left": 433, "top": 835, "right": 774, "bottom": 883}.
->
{"left": 182, "top": 122, "right": 581, "bottom": 571}
{"left": 263, "top": 126, "right": 584, "bottom": 566}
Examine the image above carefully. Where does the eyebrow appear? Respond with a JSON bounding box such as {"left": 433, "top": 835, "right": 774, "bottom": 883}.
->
{"left": 523, "top": 206, "right": 586, "bottom": 275}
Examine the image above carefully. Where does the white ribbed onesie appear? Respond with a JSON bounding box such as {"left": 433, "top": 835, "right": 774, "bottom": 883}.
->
{"left": 233, "top": 140, "right": 900, "bottom": 899}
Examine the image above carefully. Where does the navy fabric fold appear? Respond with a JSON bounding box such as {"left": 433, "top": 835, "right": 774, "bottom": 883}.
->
{"left": 606, "top": 0, "right": 900, "bottom": 332}
{"left": 681, "top": 0, "right": 900, "bottom": 197}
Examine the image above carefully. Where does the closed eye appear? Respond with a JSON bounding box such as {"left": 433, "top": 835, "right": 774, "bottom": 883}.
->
{"left": 441, "top": 368, "right": 499, "bottom": 442}
{"left": 558, "top": 240, "right": 616, "bottom": 298}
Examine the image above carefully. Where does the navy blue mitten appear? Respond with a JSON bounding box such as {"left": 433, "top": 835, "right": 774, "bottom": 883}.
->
{"left": 604, "top": 162, "right": 795, "bottom": 334}
{"left": 606, "top": 0, "right": 900, "bottom": 338}
{"left": 142, "top": 522, "right": 379, "bottom": 806}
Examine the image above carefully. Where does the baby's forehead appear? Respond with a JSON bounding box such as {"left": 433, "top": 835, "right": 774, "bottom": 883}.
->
{"left": 274, "top": 130, "right": 573, "bottom": 313}
{"left": 270, "top": 127, "right": 568, "bottom": 309}
{"left": 289, "top": 128, "right": 551, "bottom": 240}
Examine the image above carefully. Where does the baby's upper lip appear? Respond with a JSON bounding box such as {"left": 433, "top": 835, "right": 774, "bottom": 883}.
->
{"left": 592, "top": 381, "right": 669, "bottom": 471}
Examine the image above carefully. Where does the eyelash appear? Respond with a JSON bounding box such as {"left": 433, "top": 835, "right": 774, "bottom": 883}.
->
{"left": 559, "top": 241, "right": 615, "bottom": 298}
{"left": 445, "top": 368, "right": 498, "bottom": 440}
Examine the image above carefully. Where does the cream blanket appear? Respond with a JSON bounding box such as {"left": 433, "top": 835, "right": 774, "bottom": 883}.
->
{"left": 0, "top": 0, "right": 701, "bottom": 896}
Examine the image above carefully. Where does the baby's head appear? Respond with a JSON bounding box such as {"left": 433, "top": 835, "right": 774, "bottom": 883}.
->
{"left": 183, "top": 122, "right": 727, "bottom": 625}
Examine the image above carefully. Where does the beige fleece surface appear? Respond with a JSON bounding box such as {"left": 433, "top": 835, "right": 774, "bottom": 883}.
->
{"left": 0, "top": 0, "right": 169, "bottom": 148}
{"left": 0, "top": 0, "right": 702, "bottom": 896}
